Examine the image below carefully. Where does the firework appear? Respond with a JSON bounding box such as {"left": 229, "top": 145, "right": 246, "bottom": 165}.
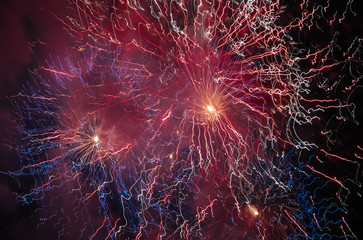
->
{"left": 4, "top": 0, "right": 362, "bottom": 239}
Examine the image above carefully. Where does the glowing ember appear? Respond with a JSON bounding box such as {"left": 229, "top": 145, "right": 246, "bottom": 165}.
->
{"left": 206, "top": 105, "right": 216, "bottom": 114}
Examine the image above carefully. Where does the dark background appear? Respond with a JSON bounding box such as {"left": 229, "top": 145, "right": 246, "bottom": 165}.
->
{"left": 0, "top": 1, "right": 70, "bottom": 239}
{"left": 0, "top": 0, "right": 362, "bottom": 239}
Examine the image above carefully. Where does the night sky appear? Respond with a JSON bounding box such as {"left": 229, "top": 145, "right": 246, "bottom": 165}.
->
{"left": 0, "top": 1, "right": 67, "bottom": 239}
{"left": 1, "top": 0, "right": 363, "bottom": 239}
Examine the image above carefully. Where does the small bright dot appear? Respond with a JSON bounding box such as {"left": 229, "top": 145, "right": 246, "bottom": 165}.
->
{"left": 93, "top": 135, "right": 99, "bottom": 143}
{"left": 206, "top": 105, "right": 216, "bottom": 113}
{"left": 249, "top": 205, "right": 259, "bottom": 216}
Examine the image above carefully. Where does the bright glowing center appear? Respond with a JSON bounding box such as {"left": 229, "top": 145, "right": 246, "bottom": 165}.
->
{"left": 249, "top": 205, "right": 259, "bottom": 216}
{"left": 206, "top": 105, "right": 216, "bottom": 114}
{"left": 93, "top": 135, "right": 99, "bottom": 143}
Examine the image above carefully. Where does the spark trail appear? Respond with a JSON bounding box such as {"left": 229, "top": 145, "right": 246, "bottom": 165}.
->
{"left": 3, "top": 0, "right": 362, "bottom": 239}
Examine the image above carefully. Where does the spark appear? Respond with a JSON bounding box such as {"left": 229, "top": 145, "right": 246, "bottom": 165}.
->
{"left": 248, "top": 205, "right": 259, "bottom": 217}
{"left": 206, "top": 105, "right": 216, "bottom": 114}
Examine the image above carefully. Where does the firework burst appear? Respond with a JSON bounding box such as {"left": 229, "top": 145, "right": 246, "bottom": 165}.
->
{"left": 3, "top": 0, "right": 362, "bottom": 239}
